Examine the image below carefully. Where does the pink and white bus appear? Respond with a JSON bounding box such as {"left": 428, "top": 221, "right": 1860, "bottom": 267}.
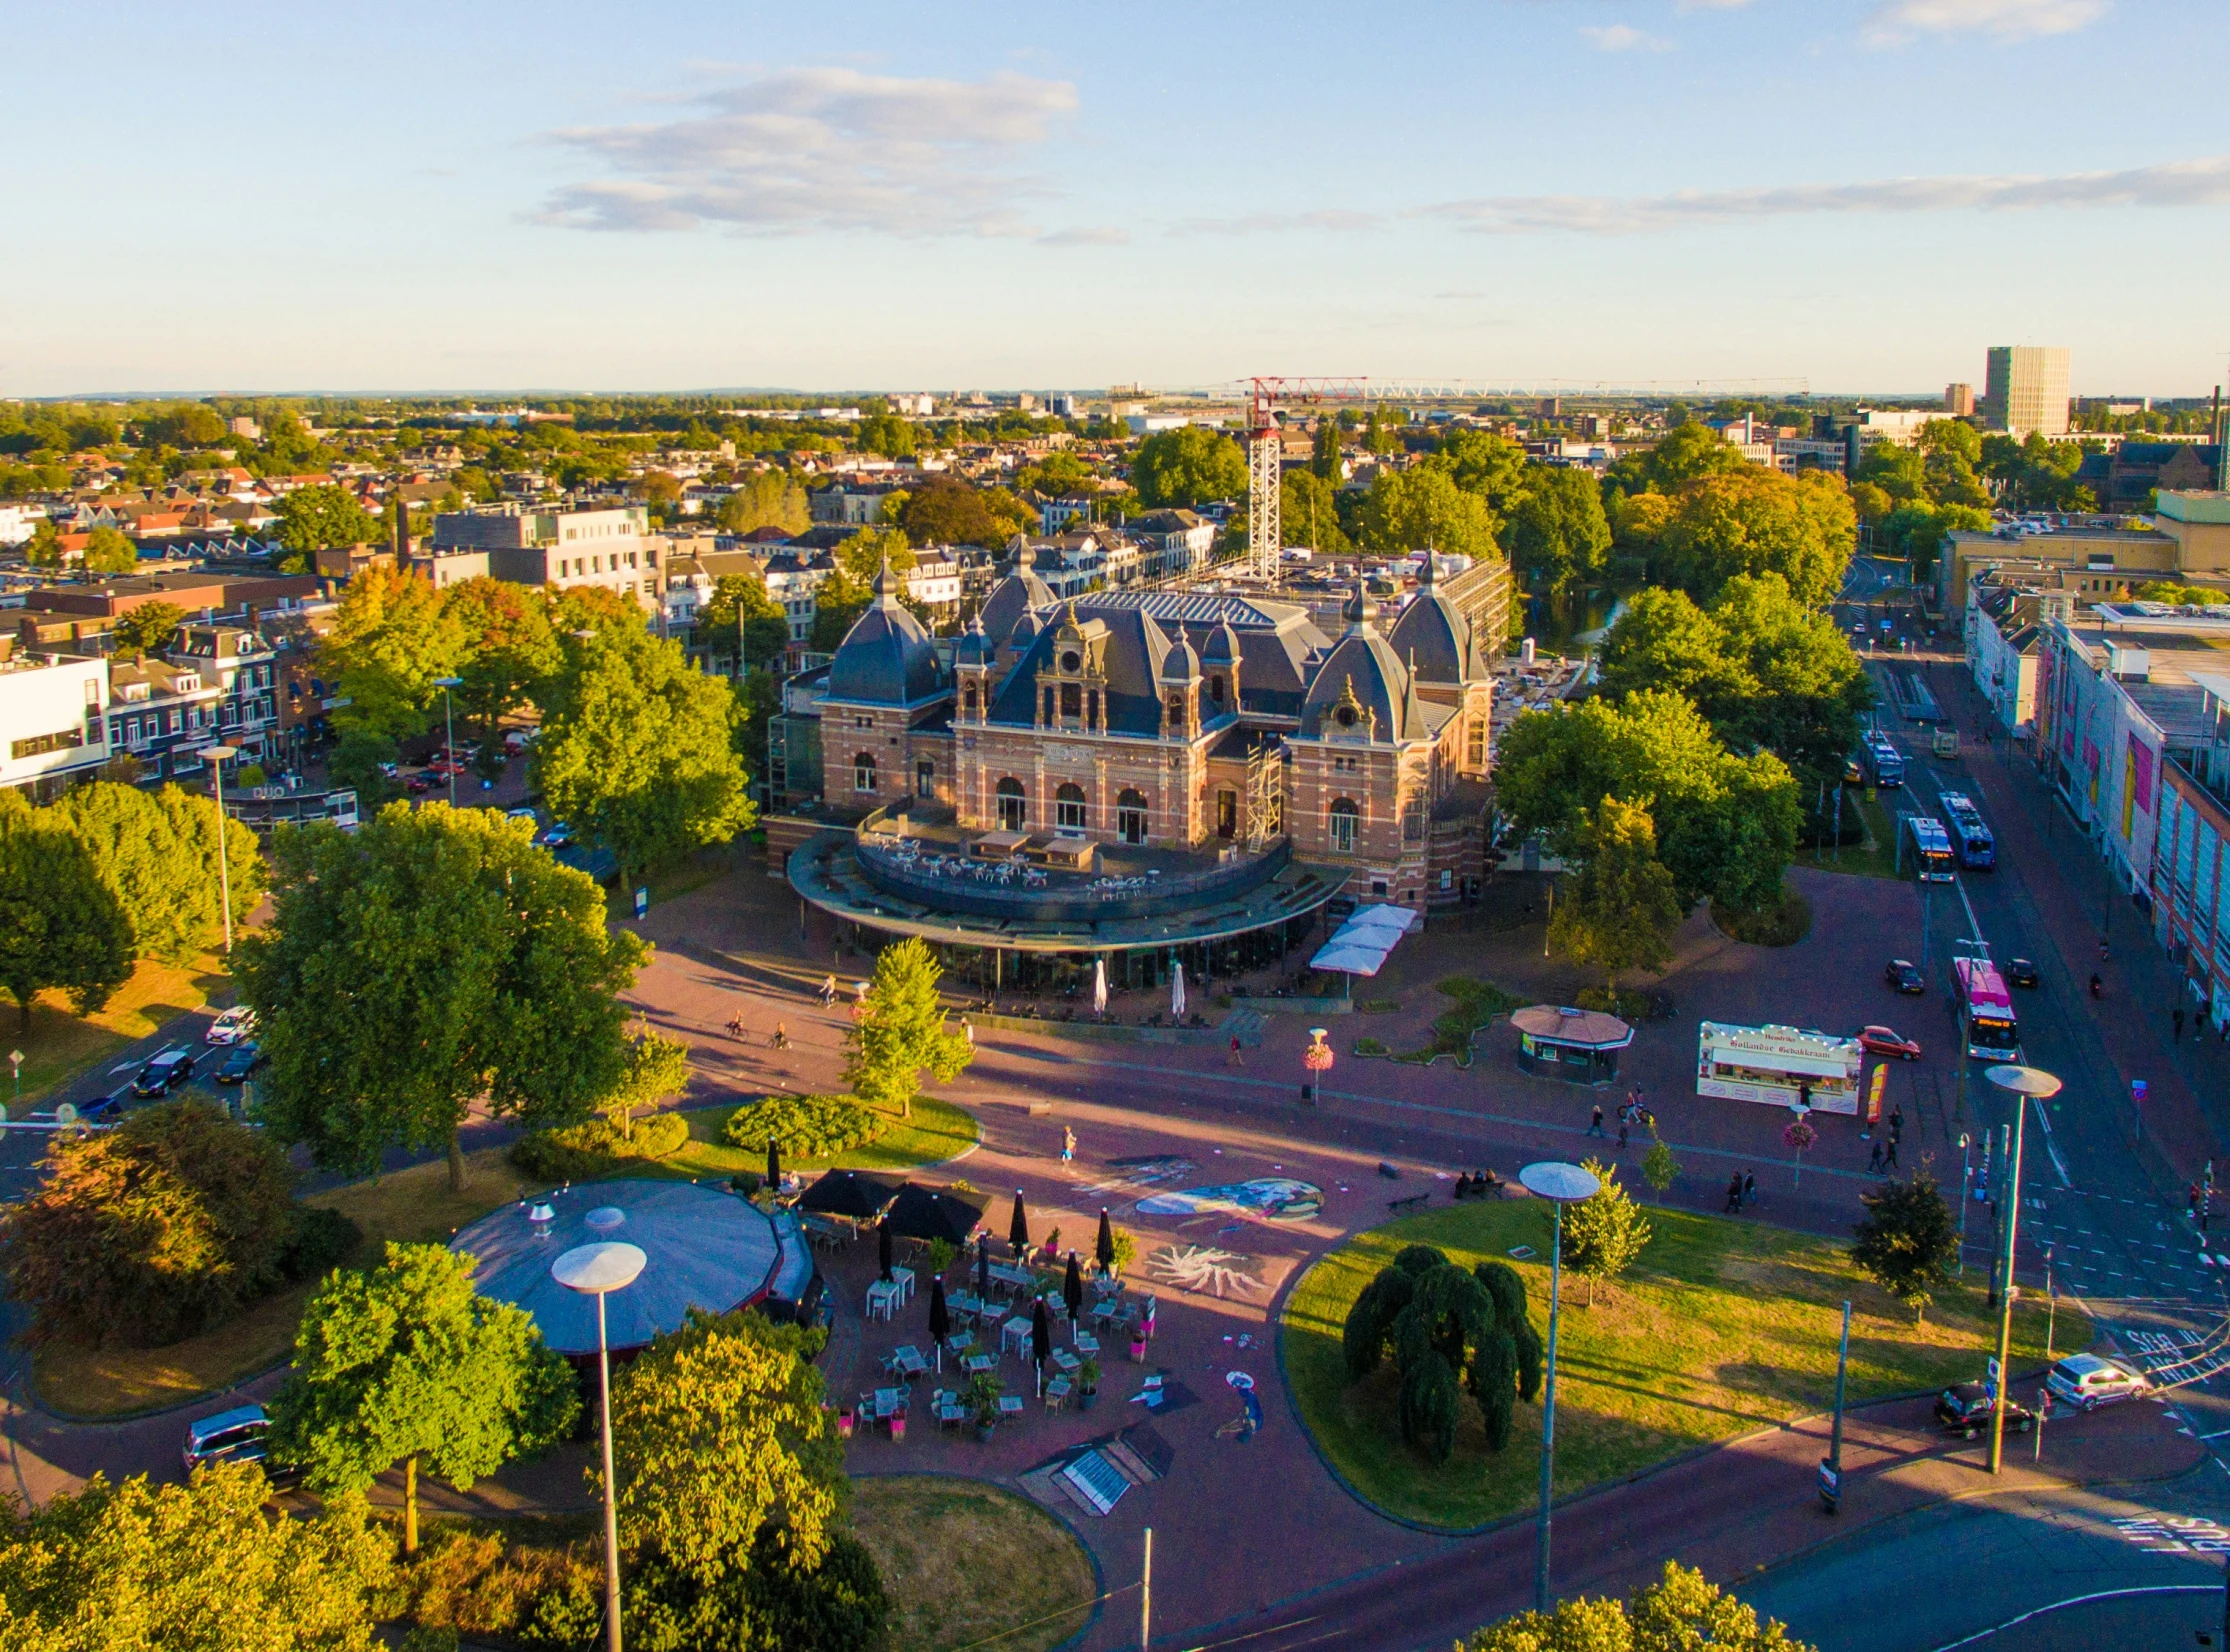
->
{"left": 1953, "top": 956, "right": 2022, "bottom": 1061}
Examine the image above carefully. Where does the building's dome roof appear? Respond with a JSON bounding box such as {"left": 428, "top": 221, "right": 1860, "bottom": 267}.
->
{"left": 1160, "top": 636, "right": 1202, "bottom": 683}
{"left": 1389, "top": 584, "right": 1483, "bottom": 685}
{"left": 956, "top": 615, "right": 992, "bottom": 665}
{"left": 979, "top": 546, "right": 1056, "bottom": 648}
{"left": 1302, "top": 594, "right": 1426, "bottom": 741}
{"left": 1202, "top": 621, "right": 1242, "bottom": 665}
{"left": 828, "top": 584, "right": 941, "bottom": 704}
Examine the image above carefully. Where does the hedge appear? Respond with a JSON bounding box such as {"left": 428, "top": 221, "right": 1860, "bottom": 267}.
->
{"left": 721, "top": 1094, "right": 888, "bottom": 1159}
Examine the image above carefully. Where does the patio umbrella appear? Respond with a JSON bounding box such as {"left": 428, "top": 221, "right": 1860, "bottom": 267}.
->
{"left": 1095, "top": 1207, "right": 1115, "bottom": 1276}
{"left": 798, "top": 1169, "right": 899, "bottom": 1221}
{"left": 885, "top": 1182, "right": 984, "bottom": 1246}
{"left": 1032, "top": 1296, "right": 1053, "bottom": 1395}
{"left": 1093, "top": 957, "right": 1107, "bottom": 1016}
{"left": 977, "top": 1232, "right": 991, "bottom": 1298}
{"left": 1063, "top": 1251, "right": 1084, "bottom": 1330}
{"left": 1172, "top": 962, "right": 1186, "bottom": 1020}
{"left": 878, "top": 1217, "right": 894, "bottom": 1283}
{"left": 1008, "top": 1189, "right": 1030, "bottom": 1256}
{"left": 927, "top": 1276, "right": 950, "bottom": 1371}
{"left": 765, "top": 1138, "right": 782, "bottom": 1194}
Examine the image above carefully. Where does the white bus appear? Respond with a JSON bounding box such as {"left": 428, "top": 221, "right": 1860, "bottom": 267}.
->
{"left": 1697, "top": 1022, "right": 1864, "bottom": 1115}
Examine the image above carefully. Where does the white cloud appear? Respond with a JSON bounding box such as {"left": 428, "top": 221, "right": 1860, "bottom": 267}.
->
{"left": 1166, "top": 209, "right": 1386, "bottom": 237}
{"left": 1037, "top": 225, "right": 1128, "bottom": 246}
{"left": 537, "top": 67, "right": 1078, "bottom": 236}
{"left": 1581, "top": 23, "right": 1672, "bottom": 51}
{"left": 1864, "top": 0, "right": 2108, "bottom": 44}
{"left": 1419, "top": 154, "right": 2230, "bottom": 233}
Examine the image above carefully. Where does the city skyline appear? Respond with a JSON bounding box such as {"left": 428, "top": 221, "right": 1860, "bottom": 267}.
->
{"left": 4, "top": 0, "right": 2227, "bottom": 396}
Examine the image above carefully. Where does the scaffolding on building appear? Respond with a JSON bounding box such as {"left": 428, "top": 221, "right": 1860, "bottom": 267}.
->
{"left": 1245, "top": 736, "right": 1284, "bottom": 850}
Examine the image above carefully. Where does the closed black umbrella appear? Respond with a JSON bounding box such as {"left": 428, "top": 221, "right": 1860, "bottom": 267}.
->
{"left": 1009, "top": 1189, "right": 1030, "bottom": 1257}
{"left": 765, "top": 1138, "right": 782, "bottom": 1193}
{"left": 1031, "top": 1296, "right": 1053, "bottom": 1394}
{"left": 928, "top": 1275, "right": 950, "bottom": 1371}
{"left": 977, "top": 1232, "right": 990, "bottom": 1298}
{"left": 1095, "top": 1208, "right": 1115, "bottom": 1276}
{"left": 1063, "top": 1251, "right": 1084, "bottom": 1327}
{"left": 878, "top": 1217, "right": 894, "bottom": 1283}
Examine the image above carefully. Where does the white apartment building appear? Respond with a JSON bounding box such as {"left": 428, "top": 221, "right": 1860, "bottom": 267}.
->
{"left": 1983, "top": 347, "right": 2072, "bottom": 439}
{"left": 0, "top": 652, "right": 110, "bottom": 794}
{"left": 430, "top": 505, "right": 662, "bottom": 610}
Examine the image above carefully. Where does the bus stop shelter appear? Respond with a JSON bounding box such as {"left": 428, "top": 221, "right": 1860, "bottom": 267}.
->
{"left": 1511, "top": 1005, "right": 1633, "bottom": 1085}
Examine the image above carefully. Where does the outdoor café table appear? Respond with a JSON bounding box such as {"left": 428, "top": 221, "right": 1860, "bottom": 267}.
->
{"left": 1045, "top": 1376, "right": 1072, "bottom": 1411}
{"left": 872, "top": 1388, "right": 901, "bottom": 1420}
{"left": 937, "top": 1402, "right": 967, "bottom": 1430}
{"left": 1000, "top": 1317, "right": 1032, "bottom": 1358}
{"left": 996, "top": 1396, "right": 1025, "bottom": 1418}
{"left": 988, "top": 1263, "right": 1035, "bottom": 1292}
{"left": 866, "top": 1280, "right": 899, "bottom": 1322}
{"left": 890, "top": 1265, "right": 916, "bottom": 1304}
{"left": 891, "top": 1346, "right": 928, "bottom": 1378}
{"left": 945, "top": 1333, "right": 973, "bottom": 1358}
{"left": 1073, "top": 1331, "right": 1099, "bottom": 1356}
{"left": 963, "top": 1352, "right": 996, "bottom": 1376}
{"left": 1050, "top": 1347, "right": 1081, "bottom": 1376}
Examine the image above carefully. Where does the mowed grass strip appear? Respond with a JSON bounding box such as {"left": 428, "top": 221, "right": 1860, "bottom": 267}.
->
{"left": 670, "top": 1096, "right": 980, "bottom": 1179}
{"left": 32, "top": 1146, "right": 540, "bottom": 1419}
{"left": 852, "top": 1477, "right": 1097, "bottom": 1652}
{"left": 7, "top": 951, "right": 225, "bottom": 1104}
{"left": 1283, "top": 1198, "right": 2060, "bottom": 1530}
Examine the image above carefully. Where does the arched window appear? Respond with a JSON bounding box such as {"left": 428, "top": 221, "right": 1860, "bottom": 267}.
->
{"left": 963, "top": 684, "right": 978, "bottom": 716}
{"left": 996, "top": 777, "right": 1026, "bottom": 831}
{"left": 1117, "top": 788, "right": 1150, "bottom": 845}
{"left": 1060, "top": 682, "right": 1082, "bottom": 719}
{"left": 853, "top": 752, "right": 877, "bottom": 793}
{"left": 1055, "top": 782, "right": 1088, "bottom": 833}
{"left": 1215, "top": 789, "right": 1238, "bottom": 839}
{"left": 1166, "top": 693, "right": 1185, "bottom": 728}
{"left": 1209, "top": 674, "right": 1226, "bottom": 708}
{"left": 1329, "top": 796, "right": 1360, "bottom": 854}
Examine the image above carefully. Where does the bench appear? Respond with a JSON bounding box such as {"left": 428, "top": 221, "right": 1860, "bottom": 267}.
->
{"left": 1387, "top": 1192, "right": 1431, "bottom": 1213}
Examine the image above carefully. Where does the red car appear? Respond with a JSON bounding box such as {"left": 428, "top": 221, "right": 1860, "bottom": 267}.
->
{"left": 1858, "top": 1025, "right": 1922, "bottom": 1061}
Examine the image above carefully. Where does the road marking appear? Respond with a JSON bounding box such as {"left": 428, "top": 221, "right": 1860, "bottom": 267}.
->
{"left": 1929, "top": 1586, "right": 2222, "bottom": 1651}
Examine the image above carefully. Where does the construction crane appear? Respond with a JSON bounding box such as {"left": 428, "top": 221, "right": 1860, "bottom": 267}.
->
{"left": 1244, "top": 376, "right": 1369, "bottom": 581}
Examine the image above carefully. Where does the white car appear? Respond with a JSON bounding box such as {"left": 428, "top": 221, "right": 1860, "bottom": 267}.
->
{"left": 2046, "top": 1353, "right": 2150, "bottom": 1412}
{"left": 205, "top": 1006, "right": 258, "bottom": 1046}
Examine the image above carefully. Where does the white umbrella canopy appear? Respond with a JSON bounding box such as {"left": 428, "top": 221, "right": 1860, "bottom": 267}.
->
{"left": 1093, "top": 957, "right": 1108, "bottom": 1015}
{"left": 1309, "top": 937, "right": 1394, "bottom": 976}
{"left": 1172, "top": 962, "right": 1187, "bottom": 1019}
{"left": 1343, "top": 903, "right": 1422, "bottom": 935}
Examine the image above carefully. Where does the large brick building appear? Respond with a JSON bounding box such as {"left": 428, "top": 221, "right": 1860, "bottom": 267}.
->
{"left": 789, "top": 547, "right": 1493, "bottom": 914}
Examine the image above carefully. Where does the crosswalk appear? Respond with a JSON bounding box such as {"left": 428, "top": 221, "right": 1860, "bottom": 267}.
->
{"left": 2019, "top": 1186, "right": 2230, "bottom": 1304}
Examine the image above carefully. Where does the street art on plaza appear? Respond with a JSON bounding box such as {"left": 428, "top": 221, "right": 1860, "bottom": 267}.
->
{"left": 1135, "top": 1178, "right": 1323, "bottom": 1223}
{"left": 1082, "top": 1156, "right": 1198, "bottom": 1198}
{"left": 1147, "top": 1243, "right": 1269, "bottom": 1301}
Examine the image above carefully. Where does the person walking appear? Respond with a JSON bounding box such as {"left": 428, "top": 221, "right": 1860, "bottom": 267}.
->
{"left": 1061, "top": 1127, "right": 1076, "bottom": 1166}
{"left": 1884, "top": 1135, "right": 1901, "bottom": 1171}
{"left": 820, "top": 974, "right": 838, "bottom": 1007}
{"left": 1867, "top": 1139, "right": 1886, "bottom": 1175}
{"left": 1889, "top": 1104, "right": 1904, "bottom": 1144}
{"left": 1725, "top": 1173, "right": 1744, "bottom": 1214}
{"left": 1742, "top": 1170, "right": 1757, "bottom": 1206}
{"left": 770, "top": 1021, "right": 789, "bottom": 1050}
{"left": 1588, "top": 1104, "right": 1606, "bottom": 1137}
{"left": 1229, "top": 1033, "right": 1244, "bottom": 1068}
{"left": 1616, "top": 1117, "right": 1630, "bottom": 1152}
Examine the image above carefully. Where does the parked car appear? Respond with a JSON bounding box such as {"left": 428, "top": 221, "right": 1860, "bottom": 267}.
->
{"left": 543, "top": 821, "right": 575, "bottom": 848}
{"left": 2005, "top": 957, "right": 2040, "bottom": 988}
{"left": 1858, "top": 1025, "right": 1923, "bottom": 1061}
{"left": 405, "top": 771, "right": 435, "bottom": 795}
{"left": 1884, "top": 959, "right": 1926, "bottom": 995}
{"left": 206, "top": 1005, "right": 257, "bottom": 1045}
{"left": 180, "top": 1405, "right": 299, "bottom": 1488}
{"left": 76, "top": 1089, "right": 126, "bottom": 1124}
{"left": 1934, "top": 1382, "right": 2034, "bottom": 1438}
{"left": 2047, "top": 1353, "right": 2150, "bottom": 1411}
{"left": 215, "top": 1044, "right": 266, "bottom": 1086}
{"left": 503, "top": 729, "right": 534, "bottom": 755}
{"left": 506, "top": 806, "right": 538, "bottom": 825}
{"left": 132, "top": 1048, "right": 197, "bottom": 1098}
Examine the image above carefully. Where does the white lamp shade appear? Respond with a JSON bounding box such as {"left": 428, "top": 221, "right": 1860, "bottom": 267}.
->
{"left": 1519, "top": 1162, "right": 1602, "bottom": 1204}
{"left": 552, "top": 1241, "right": 648, "bottom": 1295}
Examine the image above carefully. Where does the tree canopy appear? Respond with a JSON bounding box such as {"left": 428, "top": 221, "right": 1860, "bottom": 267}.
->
{"left": 1548, "top": 797, "right": 1681, "bottom": 993}
{"left": 1651, "top": 469, "right": 1857, "bottom": 607}
{"left": 716, "top": 471, "right": 812, "bottom": 538}
{"left": 697, "top": 572, "right": 790, "bottom": 672}
{"left": 1429, "top": 429, "right": 1531, "bottom": 516}
{"left": 0, "top": 795, "right": 132, "bottom": 1029}
{"left": 1557, "top": 1157, "right": 1653, "bottom": 1305}
{"left": 442, "top": 575, "right": 560, "bottom": 752}
{"left": 1852, "top": 1170, "right": 1958, "bottom": 1322}
{"left": 1342, "top": 1247, "right": 1541, "bottom": 1462}
{"left": 1463, "top": 1561, "right": 1813, "bottom": 1652}
{"left": 897, "top": 475, "right": 1027, "bottom": 548}
{"left": 1357, "top": 465, "right": 1501, "bottom": 563}
{"left": 236, "top": 803, "right": 646, "bottom": 1186}
{"left": 112, "top": 601, "right": 186, "bottom": 660}
{"left": 270, "top": 1242, "right": 578, "bottom": 1553}
{"left": 81, "top": 525, "right": 139, "bottom": 574}
{"left": 843, "top": 937, "right": 973, "bottom": 1119}
{"left": 1133, "top": 427, "right": 1247, "bottom": 509}
{"left": 1503, "top": 465, "right": 1612, "bottom": 597}
{"left": 44, "top": 781, "right": 262, "bottom": 964}
{"left": 319, "top": 564, "right": 467, "bottom": 744}
{"left": 274, "top": 483, "right": 379, "bottom": 556}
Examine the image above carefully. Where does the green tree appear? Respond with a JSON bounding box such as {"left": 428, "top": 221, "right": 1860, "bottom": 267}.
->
{"left": 112, "top": 600, "right": 186, "bottom": 660}
{"left": 320, "top": 563, "right": 467, "bottom": 744}
{"left": 237, "top": 802, "right": 645, "bottom": 1188}
{"left": 599, "top": 1025, "right": 691, "bottom": 1142}
{"left": 0, "top": 1463, "right": 392, "bottom": 1652}
{"left": 441, "top": 575, "right": 559, "bottom": 753}
{"left": 270, "top": 1242, "right": 578, "bottom": 1555}
{"left": 809, "top": 565, "right": 873, "bottom": 653}
{"left": 1280, "top": 469, "right": 1351, "bottom": 553}
{"left": 1549, "top": 796, "right": 1681, "bottom": 995}
{"left": 1432, "top": 428, "right": 1530, "bottom": 514}
{"left": 1557, "top": 1157, "right": 1653, "bottom": 1306}
{"left": 1644, "top": 421, "right": 1747, "bottom": 489}
{"left": 1356, "top": 465, "right": 1502, "bottom": 562}
{"left": 606, "top": 1310, "right": 844, "bottom": 1588}
{"left": 275, "top": 483, "right": 379, "bottom": 558}
{"left": 897, "top": 475, "right": 1004, "bottom": 547}
{"left": 1653, "top": 469, "right": 1857, "bottom": 606}
{"left": 1641, "top": 1136, "right": 1679, "bottom": 1200}
{"left": 1132, "top": 426, "right": 1247, "bottom": 508}
{"left": 82, "top": 524, "right": 138, "bottom": 574}
{"left": 1851, "top": 1170, "right": 1958, "bottom": 1323}
{"left": 1503, "top": 465, "right": 1611, "bottom": 598}
{"left": 1464, "top": 1561, "right": 1814, "bottom": 1652}
{"left": 0, "top": 797, "right": 132, "bottom": 1030}
{"left": 1309, "top": 418, "right": 1342, "bottom": 482}
{"left": 47, "top": 781, "right": 204, "bottom": 962}
{"left": 717, "top": 471, "right": 813, "bottom": 538}
{"left": 834, "top": 525, "right": 914, "bottom": 583}
{"left": 842, "top": 936, "right": 973, "bottom": 1119}
{"left": 533, "top": 626, "right": 754, "bottom": 886}
{"left": 152, "top": 784, "right": 265, "bottom": 940}
{"left": 1340, "top": 1246, "right": 1536, "bottom": 1464}
{"left": 697, "top": 572, "right": 790, "bottom": 673}
{"left": 856, "top": 412, "right": 916, "bottom": 460}
{"left": 22, "top": 521, "right": 64, "bottom": 567}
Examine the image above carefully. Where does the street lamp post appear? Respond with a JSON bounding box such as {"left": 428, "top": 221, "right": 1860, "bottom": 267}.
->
{"left": 431, "top": 677, "right": 463, "bottom": 807}
{"left": 553, "top": 1239, "right": 649, "bottom": 1652}
{"left": 1984, "top": 1064, "right": 2061, "bottom": 1476}
{"left": 203, "top": 745, "right": 239, "bottom": 953}
{"left": 1519, "top": 1160, "right": 1603, "bottom": 1615}
{"left": 1955, "top": 1132, "right": 1972, "bottom": 1276}
{"left": 7, "top": 1049, "right": 19, "bottom": 1110}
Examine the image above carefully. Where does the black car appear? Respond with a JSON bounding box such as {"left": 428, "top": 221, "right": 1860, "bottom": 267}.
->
{"left": 1934, "top": 1383, "right": 2034, "bottom": 1438}
{"left": 215, "top": 1044, "right": 266, "bottom": 1086}
{"left": 132, "top": 1048, "right": 196, "bottom": 1098}
{"left": 1885, "top": 958, "right": 1926, "bottom": 995}
{"left": 77, "top": 1089, "right": 126, "bottom": 1123}
{"left": 2005, "top": 958, "right": 2040, "bottom": 988}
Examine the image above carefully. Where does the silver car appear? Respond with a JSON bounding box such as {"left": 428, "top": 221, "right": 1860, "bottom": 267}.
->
{"left": 2045, "top": 1353, "right": 2150, "bottom": 1411}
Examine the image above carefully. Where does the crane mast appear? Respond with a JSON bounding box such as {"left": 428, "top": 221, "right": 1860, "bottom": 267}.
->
{"left": 1244, "top": 376, "right": 1369, "bottom": 581}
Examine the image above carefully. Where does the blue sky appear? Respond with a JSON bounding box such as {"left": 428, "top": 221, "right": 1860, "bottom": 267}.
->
{"left": 5, "top": 0, "right": 2227, "bottom": 397}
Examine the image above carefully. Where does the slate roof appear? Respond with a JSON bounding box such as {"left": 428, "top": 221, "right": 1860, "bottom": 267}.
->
{"left": 826, "top": 567, "right": 943, "bottom": 705}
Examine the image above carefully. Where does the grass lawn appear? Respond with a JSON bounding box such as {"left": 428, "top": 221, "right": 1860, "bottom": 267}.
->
{"left": 30, "top": 1146, "right": 538, "bottom": 1420}
{"left": 605, "top": 846, "right": 730, "bottom": 920}
{"left": 1395, "top": 977, "right": 1523, "bottom": 1065}
{"left": 6, "top": 951, "right": 226, "bottom": 1106}
{"left": 667, "top": 1095, "right": 980, "bottom": 1180}
{"left": 852, "top": 1477, "right": 1097, "bottom": 1652}
{"left": 1283, "top": 1197, "right": 2062, "bottom": 1531}
{"left": 1802, "top": 787, "right": 1900, "bottom": 881}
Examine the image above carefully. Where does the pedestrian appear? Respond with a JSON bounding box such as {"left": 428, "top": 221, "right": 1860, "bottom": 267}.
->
{"left": 1889, "top": 1105, "right": 1904, "bottom": 1143}
{"left": 2099, "top": 937, "right": 2110, "bottom": 963}
{"left": 1725, "top": 1173, "right": 1744, "bottom": 1214}
{"left": 820, "top": 974, "right": 838, "bottom": 1007}
{"left": 1061, "top": 1127, "right": 1076, "bottom": 1165}
{"left": 2175, "top": 1007, "right": 2187, "bottom": 1042}
{"left": 1589, "top": 1104, "right": 1606, "bottom": 1137}
{"left": 771, "top": 1021, "right": 789, "bottom": 1050}
{"left": 1229, "top": 1033, "right": 1244, "bottom": 1068}
{"left": 1867, "top": 1139, "right": 1886, "bottom": 1174}
{"left": 1617, "top": 1118, "right": 1630, "bottom": 1152}
{"left": 2191, "top": 1183, "right": 2203, "bottom": 1223}
{"left": 1884, "top": 1135, "right": 1900, "bottom": 1171}
{"left": 1798, "top": 1080, "right": 1813, "bottom": 1113}
{"left": 1743, "top": 1170, "right": 1757, "bottom": 1206}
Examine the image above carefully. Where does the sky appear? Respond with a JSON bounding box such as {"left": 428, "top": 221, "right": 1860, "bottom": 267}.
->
{"left": 5, "top": 0, "right": 2228, "bottom": 398}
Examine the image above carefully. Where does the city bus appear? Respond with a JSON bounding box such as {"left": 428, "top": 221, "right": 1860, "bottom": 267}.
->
{"left": 1696, "top": 1023, "right": 1864, "bottom": 1114}
{"left": 1940, "top": 791, "right": 1995, "bottom": 870}
{"left": 1864, "top": 734, "right": 1905, "bottom": 787}
{"left": 1953, "top": 955, "right": 2022, "bottom": 1061}
{"left": 1904, "top": 814, "right": 1956, "bottom": 883}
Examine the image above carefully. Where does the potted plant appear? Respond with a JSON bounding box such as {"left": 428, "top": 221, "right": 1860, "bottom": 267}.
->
{"left": 925, "top": 1237, "right": 956, "bottom": 1278}
{"left": 965, "top": 1371, "right": 1003, "bottom": 1443}
{"left": 1077, "top": 1356, "right": 1101, "bottom": 1412}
